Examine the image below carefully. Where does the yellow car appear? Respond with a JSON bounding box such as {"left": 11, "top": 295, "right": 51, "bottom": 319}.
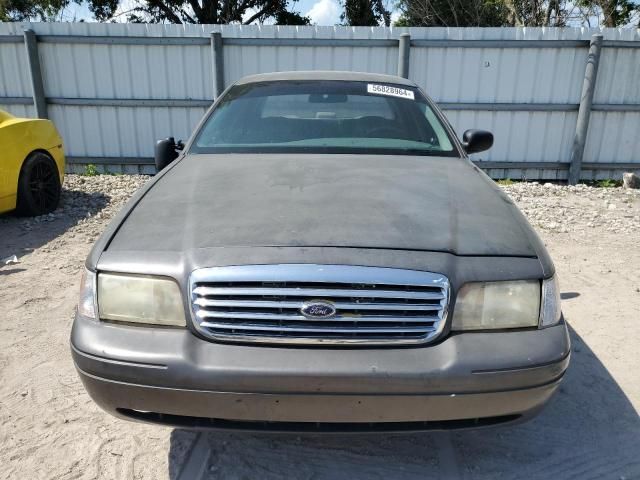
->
{"left": 0, "top": 109, "right": 65, "bottom": 216}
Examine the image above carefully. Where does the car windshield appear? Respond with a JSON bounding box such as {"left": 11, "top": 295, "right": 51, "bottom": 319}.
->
{"left": 191, "top": 80, "right": 458, "bottom": 156}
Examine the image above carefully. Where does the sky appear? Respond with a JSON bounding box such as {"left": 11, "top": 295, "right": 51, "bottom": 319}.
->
{"left": 303, "top": 0, "right": 342, "bottom": 25}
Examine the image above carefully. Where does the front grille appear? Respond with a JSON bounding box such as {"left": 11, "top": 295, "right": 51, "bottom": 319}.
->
{"left": 190, "top": 265, "right": 449, "bottom": 346}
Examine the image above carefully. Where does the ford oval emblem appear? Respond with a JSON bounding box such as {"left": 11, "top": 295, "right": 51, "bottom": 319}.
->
{"left": 301, "top": 300, "right": 336, "bottom": 319}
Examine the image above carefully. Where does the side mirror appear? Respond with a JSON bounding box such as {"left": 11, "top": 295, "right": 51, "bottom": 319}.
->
{"left": 462, "top": 129, "right": 493, "bottom": 154}
{"left": 155, "top": 137, "right": 183, "bottom": 172}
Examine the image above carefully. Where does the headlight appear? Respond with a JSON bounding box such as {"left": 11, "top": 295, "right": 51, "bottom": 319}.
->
{"left": 97, "top": 273, "right": 186, "bottom": 327}
{"left": 78, "top": 268, "right": 97, "bottom": 319}
{"left": 539, "top": 275, "right": 562, "bottom": 327}
{"left": 452, "top": 280, "right": 540, "bottom": 330}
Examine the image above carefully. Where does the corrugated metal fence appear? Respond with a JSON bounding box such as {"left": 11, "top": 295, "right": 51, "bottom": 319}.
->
{"left": 1, "top": 23, "right": 639, "bottom": 179}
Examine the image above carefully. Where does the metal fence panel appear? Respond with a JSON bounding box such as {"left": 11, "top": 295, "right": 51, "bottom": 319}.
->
{"left": 48, "top": 104, "right": 206, "bottom": 157}
{"left": 447, "top": 110, "right": 578, "bottom": 165}
{"left": 0, "top": 25, "right": 30, "bottom": 99}
{"left": 38, "top": 42, "right": 212, "bottom": 100}
{"left": 218, "top": 25, "right": 399, "bottom": 86}
{"left": 594, "top": 48, "right": 640, "bottom": 104}
{"left": 584, "top": 111, "right": 640, "bottom": 164}
{"left": 0, "top": 104, "right": 34, "bottom": 117}
{"left": 411, "top": 46, "right": 587, "bottom": 104}
{"left": 0, "top": 22, "right": 639, "bottom": 178}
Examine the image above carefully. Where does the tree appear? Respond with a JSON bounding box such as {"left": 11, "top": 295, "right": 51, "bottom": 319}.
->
{"left": 88, "top": 0, "right": 310, "bottom": 23}
{"left": 584, "top": 0, "right": 638, "bottom": 26}
{"left": 274, "top": 5, "right": 311, "bottom": 24}
{"left": 508, "top": 0, "right": 568, "bottom": 26}
{"left": 395, "top": 0, "right": 510, "bottom": 26}
{"left": 1, "top": 0, "right": 310, "bottom": 23}
{"left": 395, "top": 0, "right": 638, "bottom": 26}
{"left": 1, "top": 0, "right": 69, "bottom": 20}
{"left": 341, "top": 0, "right": 391, "bottom": 25}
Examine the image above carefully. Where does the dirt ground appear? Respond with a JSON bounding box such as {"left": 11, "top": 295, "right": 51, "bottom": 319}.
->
{"left": 0, "top": 176, "right": 638, "bottom": 480}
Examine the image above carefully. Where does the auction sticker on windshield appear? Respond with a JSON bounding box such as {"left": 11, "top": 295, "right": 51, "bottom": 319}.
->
{"left": 367, "top": 84, "right": 415, "bottom": 100}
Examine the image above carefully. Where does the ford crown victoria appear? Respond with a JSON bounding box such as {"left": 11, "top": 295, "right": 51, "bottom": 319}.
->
{"left": 71, "top": 71, "right": 569, "bottom": 432}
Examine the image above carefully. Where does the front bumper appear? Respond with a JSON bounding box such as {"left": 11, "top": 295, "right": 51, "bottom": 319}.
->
{"left": 71, "top": 314, "right": 570, "bottom": 431}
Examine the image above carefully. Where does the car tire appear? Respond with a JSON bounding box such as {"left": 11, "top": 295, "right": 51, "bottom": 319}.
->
{"left": 16, "top": 152, "right": 61, "bottom": 216}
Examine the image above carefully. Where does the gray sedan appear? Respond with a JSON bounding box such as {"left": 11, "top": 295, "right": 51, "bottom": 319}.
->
{"left": 71, "top": 71, "right": 569, "bottom": 432}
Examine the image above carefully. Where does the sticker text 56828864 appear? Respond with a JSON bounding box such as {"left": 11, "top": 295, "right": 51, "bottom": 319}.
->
{"left": 367, "top": 84, "right": 415, "bottom": 100}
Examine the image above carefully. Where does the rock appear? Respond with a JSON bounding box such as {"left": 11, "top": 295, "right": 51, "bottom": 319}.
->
{"left": 500, "top": 180, "right": 638, "bottom": 235}
{"left": 623, "top": 172, "right": 640, "bottom": 189}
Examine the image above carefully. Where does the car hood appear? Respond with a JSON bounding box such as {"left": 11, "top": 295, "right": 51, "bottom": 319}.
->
{"left": 106, "top": 154, "right": 540, "bottom": 257}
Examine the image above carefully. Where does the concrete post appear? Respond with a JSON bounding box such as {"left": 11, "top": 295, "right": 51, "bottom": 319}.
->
{"left": 397, "top": 33, "right": 410, "bottom": 79}
{"left": 211, "top": 32, "right": 224, "bottom": 99}
{"left": 23, "top": 29, "right": 47, "bottom": 119}
{"left": 568, "top": 34, "right": 603, "bottom": 185}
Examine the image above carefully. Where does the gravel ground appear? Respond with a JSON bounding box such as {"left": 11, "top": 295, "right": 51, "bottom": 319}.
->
{"left": 1, "top": 175, "right": 639, "bottom": 480}
{"left": 503, "top": 182, "right": 640, "bottom": 235}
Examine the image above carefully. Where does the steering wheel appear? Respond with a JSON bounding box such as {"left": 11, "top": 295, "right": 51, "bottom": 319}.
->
{"left": 366, "top": 126, "right": 405, "bottom": 138}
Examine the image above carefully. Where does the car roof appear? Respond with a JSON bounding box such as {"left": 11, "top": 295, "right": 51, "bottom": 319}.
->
{"left": 234, "top": 71, "right": 417, "bottom": 87}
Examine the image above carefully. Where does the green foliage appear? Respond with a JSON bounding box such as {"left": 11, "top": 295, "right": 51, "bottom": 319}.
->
{"left": 341, "top": 0, "right": 390, "bottom": 26}
{"left": 85, "top": 0, "right": 310, "bottom": 24}
{"left": 3, "top": 0, "right": 636, "bottom": 35}
{"left": 83, "top": 163, "right": 99, "bottom": 176}
{"left": 2, "top": 0, "right": 311, "bottom": 23}
{"left": 497, "top": 178, "right": 515, "bottom": 186}
{"left": 0, "top": 0, "right": 69, "bottom": 20}
{"left": 576, "top": 0, "right": 639, "bottom": 26}
{"left": 274, "top": 8, "right": 311, "bottom": 24}
{"left": 595, "top": 179, "right": 621, "bottom": 188}
{"left": 393, "top": 0, "right": 639, "bottom": 27}
{"left": 395, "top": 0, "right": 511, "bottom": 27}
{"left": 578, "top": 179, "right": 622, "bottom": 187}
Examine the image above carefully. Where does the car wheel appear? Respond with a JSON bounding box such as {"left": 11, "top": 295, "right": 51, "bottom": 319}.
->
{"left": 16, "top": 152, "right": 61, "bottom": 216}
